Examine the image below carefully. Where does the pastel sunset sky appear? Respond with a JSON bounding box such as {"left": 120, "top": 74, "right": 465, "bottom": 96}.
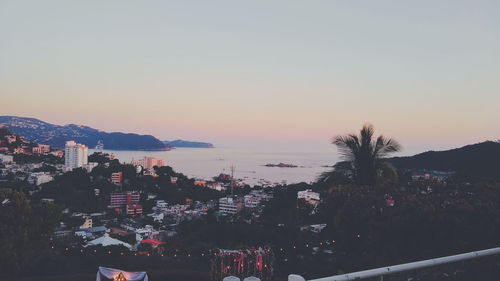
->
{"left": 1, "top": 1, "right": 499, "bottom": 155}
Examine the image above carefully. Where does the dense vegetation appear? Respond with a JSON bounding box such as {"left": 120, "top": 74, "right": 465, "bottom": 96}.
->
{"left": 0, "top": 188, "right": 61, "bottom": 275}
{"left": 2, "top": 125, "right": 500, "bottom": 280}
{"left": 13, "top": 153, "right": 64, "bottom": 165}
{"left": 389, "top": 141, "right": 500, "bottom": 180}
{"left": 29, "top": 163, "right": 223, "bottom": 213}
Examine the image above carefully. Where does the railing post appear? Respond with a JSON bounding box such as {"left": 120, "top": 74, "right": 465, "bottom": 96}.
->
{"left": 289, "top": 274, "right": 306, "bottom": 281}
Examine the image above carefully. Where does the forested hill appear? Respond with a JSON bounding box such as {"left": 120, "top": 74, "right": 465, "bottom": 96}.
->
{"left": 388, "top": 141, "right": 500, "bottom": 179}
{"left": 0, "top": 116, "right": 169, "bottom": 151}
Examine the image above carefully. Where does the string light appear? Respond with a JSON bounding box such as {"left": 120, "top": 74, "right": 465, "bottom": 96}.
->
{"left": 48, "top": 237, "right": 349, "bottom": 264}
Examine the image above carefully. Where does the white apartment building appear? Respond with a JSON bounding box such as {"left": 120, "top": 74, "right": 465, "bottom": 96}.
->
{"left": 219, "top": 197, "right": 243, "bottom": 215}
{"left": 64, "top": 141, "right": 88, "bottom": 169}
{"left": 297, "top": 189, "right": 320, "bottom": 203}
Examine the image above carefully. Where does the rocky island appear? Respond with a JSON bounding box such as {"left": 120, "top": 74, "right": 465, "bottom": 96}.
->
{"left": 264, "top": 162, "right": 298, "bottom": 168}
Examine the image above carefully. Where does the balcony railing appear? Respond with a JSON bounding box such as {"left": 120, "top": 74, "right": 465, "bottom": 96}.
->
{"left": 289, "top": 246, "right": 500, "bottom": 281}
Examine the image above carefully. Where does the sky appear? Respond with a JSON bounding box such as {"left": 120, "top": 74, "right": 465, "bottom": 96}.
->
{"left": 1, "top": 0, "right": 499, "bottom": 155}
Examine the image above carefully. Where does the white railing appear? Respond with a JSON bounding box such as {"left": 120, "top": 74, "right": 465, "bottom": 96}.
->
{"left": 289, "top": 246, "right": 500, "bottom": 281}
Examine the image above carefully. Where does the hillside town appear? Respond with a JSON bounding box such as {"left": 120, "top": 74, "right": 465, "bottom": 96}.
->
{"left": 0, "top": 127, "right": 289, "bottom": 254}
{"left": 2, "top": 124, "right": 500, "bottom": 281}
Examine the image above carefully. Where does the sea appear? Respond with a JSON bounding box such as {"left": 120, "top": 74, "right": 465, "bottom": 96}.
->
{"left": 91, "top": 145, "right": 338, "bottom": 186}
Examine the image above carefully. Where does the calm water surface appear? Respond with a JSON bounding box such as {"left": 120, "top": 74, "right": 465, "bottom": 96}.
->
{"left": 92, "top": 146, "right": 338, "bottom": 186}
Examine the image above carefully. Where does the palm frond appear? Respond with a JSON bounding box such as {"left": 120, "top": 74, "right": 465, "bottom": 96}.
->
{"left": 332, "top": 134, "right": 360, "bottom": 162}
{"left": 331, "top": 124, "right": 402, "bottom": 185}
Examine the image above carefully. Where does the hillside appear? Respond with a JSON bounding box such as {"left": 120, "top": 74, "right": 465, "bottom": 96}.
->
{"left": 0, "top": 116, "right": 170, "bottom": 151}
{"left": 164, "top": 139, "right": 214, "bottom": 148}
{"left": 0, "top": 124, "right": 10, "bottom": 138}
{"left": 0, "top": 125, "right": 38, "bottom": 153}
{"left": 388, "top": 141, "right": 500, "bottom": 179}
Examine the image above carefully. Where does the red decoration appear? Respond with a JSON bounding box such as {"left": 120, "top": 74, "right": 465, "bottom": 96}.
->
{"left": 211, "top": 247, "right": 274, "bottom": 281}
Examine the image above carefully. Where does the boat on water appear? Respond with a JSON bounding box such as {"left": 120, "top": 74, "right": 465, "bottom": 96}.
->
{"left": 94, "top": 140, "right": 104, "bottom": 150}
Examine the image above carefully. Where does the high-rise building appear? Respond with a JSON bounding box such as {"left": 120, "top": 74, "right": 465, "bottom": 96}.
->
{"left": 64, "top": 141, "right": 88, "bottom": 169}
{"left": 131, "top": 156, "right": 166, "bottom": 169}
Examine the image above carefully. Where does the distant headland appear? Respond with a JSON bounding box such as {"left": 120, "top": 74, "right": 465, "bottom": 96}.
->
{"left": 163, "top": 140, "right": 215, "bottom": 148}
{"left": 0, "top": 116, "right": 213, "bottom": 151}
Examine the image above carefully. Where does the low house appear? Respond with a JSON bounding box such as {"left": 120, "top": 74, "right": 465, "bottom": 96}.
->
{"left": 79, "top": 225, "right": 107, "bottom": 238}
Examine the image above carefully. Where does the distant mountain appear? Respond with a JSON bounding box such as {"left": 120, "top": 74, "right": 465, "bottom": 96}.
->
{"left": 388, "top": 141, "right": 500, "bottom": 179}
{"left": 0, "top": 116, "right": 170, "bottom": 151}
{"left": 164, "top": 139, "right": 214, "bottom": 148}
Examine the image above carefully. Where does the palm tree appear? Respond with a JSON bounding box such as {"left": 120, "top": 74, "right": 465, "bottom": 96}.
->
{"left": 332, "top": 124, "right": 401, "bottom": 185}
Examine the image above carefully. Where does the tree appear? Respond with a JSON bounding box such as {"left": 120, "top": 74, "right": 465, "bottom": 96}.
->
{"left": 0, "top": 188, "right": 61, "bottom": 275}
{"left": 333, "top": 124, "right": 401, "bottom": 185}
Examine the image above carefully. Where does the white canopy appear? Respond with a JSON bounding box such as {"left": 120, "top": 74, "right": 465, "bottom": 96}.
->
{"left": 243, "top": 277, "right": 261, "bottom": 281}
{"left": 86, "top": 233, "right": 132, "bottom": 249}
{"left": 96, "top": 266, "right": 148, "bottom": 281}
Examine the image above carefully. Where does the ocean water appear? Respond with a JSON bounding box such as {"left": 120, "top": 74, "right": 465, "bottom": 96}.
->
{"left": 92, "top": 146, "right": 338, "bottom": 186}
